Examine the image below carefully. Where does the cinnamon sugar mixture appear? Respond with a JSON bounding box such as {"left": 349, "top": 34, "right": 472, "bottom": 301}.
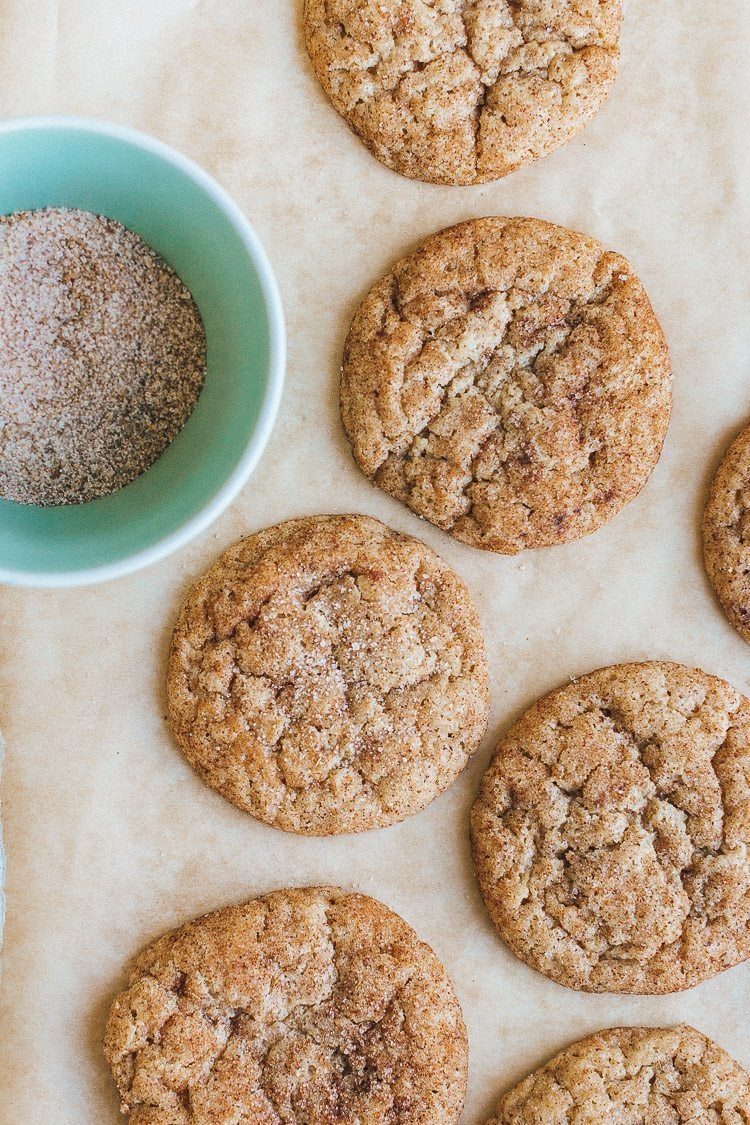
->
{"left": 0, "top": 207, "right": 206, "bottom": 506}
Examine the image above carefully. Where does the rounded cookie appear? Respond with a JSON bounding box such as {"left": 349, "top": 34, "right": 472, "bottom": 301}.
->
{"left": 486, "top": 1025, "right": 750, "bottom": 1123}
{"left": 471, "top": 661, "right": 750, "bottom": 993}
{"left": 703, "top": 423, "right": 750, "bottom": 643}
{"left": 341, "top": 218, "right": 672, "bottom": 553}
{"left": 104, "top": 886, "right": 468, "bottom": 1123}
{"left": 302, "top": 0, "right": 622, "bottom": 186}
{"left": 167, "top": 514, "right": 489, "bottom": 835}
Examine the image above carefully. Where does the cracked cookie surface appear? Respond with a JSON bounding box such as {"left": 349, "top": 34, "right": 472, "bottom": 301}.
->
{"left": 341, "top": 218, "right": 672, "bottom": 553}
{"left": 471, "top": 661, "right": 750, "bottom": 993}
{"left": 167, "top": 514, "right": 489, "bottom": 835}
{"left": 303, "top": 0, "right": 622, "bottom": 184}
{"left": 104, "top": 887, "right": 468, "bottom": 1124}
{"left": 486, "top": 1025, "right": 750, "bottom": 1123}
{"left": 703, "top": 423, "right": 750, "bottom": 644}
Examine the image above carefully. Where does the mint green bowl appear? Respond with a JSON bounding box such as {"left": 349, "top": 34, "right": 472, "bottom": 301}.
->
{"left": 0, "top": 117, "right": 285, "bottom": 587}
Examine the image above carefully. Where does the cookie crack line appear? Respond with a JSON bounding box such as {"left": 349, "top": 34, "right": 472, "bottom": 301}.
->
{"left": 389, "top": 246, "right": 619, "bottom": 533}
{"left": 195, "top": 579, "right": 465, "bottom": 790}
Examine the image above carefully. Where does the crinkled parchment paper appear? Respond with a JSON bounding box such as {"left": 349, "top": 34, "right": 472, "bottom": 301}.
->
{"left": 0, "top": 2, "right": 749, "bottom": 1121}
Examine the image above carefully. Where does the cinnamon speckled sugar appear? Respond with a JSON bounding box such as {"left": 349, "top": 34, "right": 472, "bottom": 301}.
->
{"left": 0, "top": 207, "right": 206, "bottom": 506}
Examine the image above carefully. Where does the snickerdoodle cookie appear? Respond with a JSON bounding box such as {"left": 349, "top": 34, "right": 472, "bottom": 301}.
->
{"left": 341, "top": 218, "right": 672, "bottom": 553}
{"left": 104, "top": 887, "right": 468, "bottom": 1123}
{"left": 486, "top": 1025, "right": 750, "bottom": 1123}
{"left": 471, "top": 661, "right": 750, "bottom": 993}
{"left": 703, "top": 423, "right": 750, "bottom": 644}
{"left": 167, "top": 514, "right": 489, "bottom": 835}
{"left": 302, "top": 1, "right": 622, "bottom": 185}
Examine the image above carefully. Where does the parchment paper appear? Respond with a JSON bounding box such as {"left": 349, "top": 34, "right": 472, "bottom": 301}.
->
{"left": 0, "top": 2, "right": 749, "bottom": 1121}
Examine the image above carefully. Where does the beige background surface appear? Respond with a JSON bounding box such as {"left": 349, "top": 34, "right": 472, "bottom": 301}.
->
{"left": 1, "top": 2, "right": 749, "bottom": 1121}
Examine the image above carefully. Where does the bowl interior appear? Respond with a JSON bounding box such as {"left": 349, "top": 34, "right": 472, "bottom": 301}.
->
{"left": 0, "top": 123, "right": 274, "bottom": 581}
